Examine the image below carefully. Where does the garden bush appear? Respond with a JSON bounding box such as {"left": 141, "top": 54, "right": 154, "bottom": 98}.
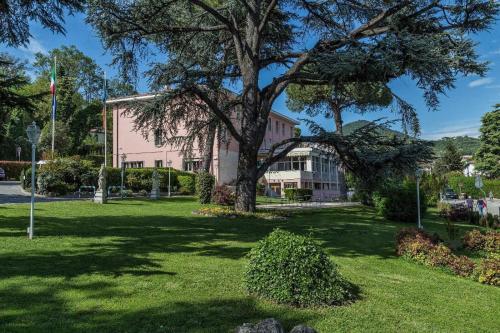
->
{"left": 462, "top": 230, "right": 500, "bottom": 254}
{"left": 475, "top": 258, "right": 500, "bottom": 286}
{"left": 245, "top": 229, "right": 354, "bottom": 307}
{"left": 283, "top": 188, "right": 313, "bottom": 201}
{"left": 212, "top": 185, "right": 235, "bottom": 206}
{"left": 437, "top": 202, "right": 468, "bottom": 221}
{"left": 178, "top": 174, "right": 196, "bottom": 194}
{"left": 396, "top": 228, "right": 476, "bottom": 278}
{"left": 0, "top": 161, "right": 30, "bottom": 180}
{"left": 373, "top": 181, "right": 426, "bottom": 223}
{"left": 35, "top": 157, "right": 98, "bottom": 195}
{"left": 196, "top": 171, "right": 215, "bottom": 204}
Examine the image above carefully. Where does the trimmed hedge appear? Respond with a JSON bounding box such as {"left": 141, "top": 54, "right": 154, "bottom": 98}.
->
{"left": 446, "top": 172, "right": 500, "bottom": 198}
{"left": 20, "top": 157, "right": 196, "bottom": 196}
{"left": 178, "top": 174, "right": 196, "bottom": 194}
{"left": 283, "top": 188, "right": 313, "bottom": 201}
{"left": 245, "top": 229, "right": 355, "bottom": 307}
{"left": 0, "top": 161, "right": 30, "bottom": 180}
{"left": 196, "top": 171, "right": 215, "bottom": 204}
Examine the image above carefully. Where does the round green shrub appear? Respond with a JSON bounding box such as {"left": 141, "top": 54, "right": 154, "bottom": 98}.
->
{"left": 245, "top": 229, "right": 354, "bottom": 307}
{"left": 196, "top": 171, "right": 215, "bottom": 204}
{"left": 372, "top": 180, "right": 426, "bottom": 223}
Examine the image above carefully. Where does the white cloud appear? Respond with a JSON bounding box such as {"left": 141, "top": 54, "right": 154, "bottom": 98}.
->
{"left": 468, "top": 77, "right": 494, "bottom": 88}
{"left": 490, "top": 48, "right": 500, "bottom": 55}
{"left": 20, "top": 37, "right": 47, "bottom": 56}
{"left": 485, "top": 84, "right": 500, "bottom": 89}
{"left": 422, "top": 124, "right": 480, "bottom": 140}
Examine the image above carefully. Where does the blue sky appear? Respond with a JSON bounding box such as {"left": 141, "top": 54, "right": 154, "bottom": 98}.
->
{"left": 1, "top": 12, "right": 499, "bottom": 140}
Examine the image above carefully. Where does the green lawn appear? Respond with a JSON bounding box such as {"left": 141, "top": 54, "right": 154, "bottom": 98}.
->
{"left": 0, "top": 198, "right": 498, "bottom": 333}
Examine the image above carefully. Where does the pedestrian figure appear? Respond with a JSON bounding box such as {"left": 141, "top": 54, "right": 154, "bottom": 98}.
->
{"left": 477, "top": 198, "right": 486, "bottom": 216}
{"left": 466, "top": 196, "right": 474, "bottom": 213}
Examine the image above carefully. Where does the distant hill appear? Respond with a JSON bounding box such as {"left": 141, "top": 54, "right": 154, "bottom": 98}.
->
{"left": 342, "top": 121, "right": 480, "bottom": 157}
{"left": 432, "top": 136, "right": 480, "bottom": 156}
{"left": 342, "top": 120, "right": 403, "bottom": 137}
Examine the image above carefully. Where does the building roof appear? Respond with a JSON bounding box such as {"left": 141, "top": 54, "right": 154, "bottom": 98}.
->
{"left": 107, "top": 93, "right": 300, "bottom": 125}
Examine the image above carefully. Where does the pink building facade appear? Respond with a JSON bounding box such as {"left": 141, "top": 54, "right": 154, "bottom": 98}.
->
{"left": 108, "top": 93, "right": 345, "bottom": 199}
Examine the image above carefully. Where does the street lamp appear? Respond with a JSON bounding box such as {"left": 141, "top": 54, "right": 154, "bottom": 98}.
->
{"left": 167, "top": 160, "right": 172, "bottom": 197}
{"left": 26, "top": 121, "right": 40, "bottom": 239}
{"left": 416, "top": 168, "right": 423, "bottom": 229}
{"left": 120, "top": 153, "right": 127, "bottom": 198}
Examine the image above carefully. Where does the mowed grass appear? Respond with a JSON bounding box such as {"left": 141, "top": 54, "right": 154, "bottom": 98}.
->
{"left": 0, "top": 198, "right": 498, "bottom": 333}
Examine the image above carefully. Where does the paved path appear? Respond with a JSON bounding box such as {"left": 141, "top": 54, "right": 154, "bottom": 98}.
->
{"left": 0, "top": 181, "right": 87, "bottom": 205}
{"left": 258, "top": 201, "right": 361, "bottom": 210}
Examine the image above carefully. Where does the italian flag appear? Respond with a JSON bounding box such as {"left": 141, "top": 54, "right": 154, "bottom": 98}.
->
{"left": 50, "top": 66, "right": 56, "bottom": 95}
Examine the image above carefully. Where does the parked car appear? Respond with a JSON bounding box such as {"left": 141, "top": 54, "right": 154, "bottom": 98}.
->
{"left": 0, "top": 167, "right": 5, "bottom": 181}
{"left": 443, "top": 188, "right": 458, "bottom": 200}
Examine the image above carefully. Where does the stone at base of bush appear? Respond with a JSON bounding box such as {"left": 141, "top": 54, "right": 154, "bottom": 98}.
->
{"left": 235, "top": 319, "right": 317, "bottom": 333}
{"left": 289, "top": 325, "right": 317, "bottom": 333}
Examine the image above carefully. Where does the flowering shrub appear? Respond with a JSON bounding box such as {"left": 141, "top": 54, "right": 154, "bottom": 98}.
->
{"left": 212, "top": 185, "right": 235, "bottom": 206}
{"left": 193, "top": 207, "right": 289, "bottom": 220}
{"left": 438, "top": 202, "right": 468, "bottom": 221}
{"left": 447, "top": 255, "right": 476, "bottom": 277}
{"left": 396, "top": 228, "right": 476, "bottom": 278}
{"left": 462, "top": 230, "right": 485, "bottom": 252}
{"left": 475, "top": 258, "right": 500, "bottom": 286}
{"left": 462, "top": 230, "right": 500, "bottom": 254}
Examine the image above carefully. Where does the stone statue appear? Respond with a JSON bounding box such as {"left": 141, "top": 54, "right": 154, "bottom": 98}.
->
{"left": 94, "top": 164, "right": 108, "bottom": 204}
{"left": 150, "top": 168, "right": 160, "bottom": 199}
{"left": 98, "top": 164, "right": 106, "bottom": 191}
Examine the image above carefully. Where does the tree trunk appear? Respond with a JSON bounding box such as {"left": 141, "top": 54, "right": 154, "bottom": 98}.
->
{"left": 201, "top": 120, "right": 216, "bottom": 173}
{"left": 329, "top": 100, "right": 343, "bottom": 135}
{"left": 235, "top": 144, "right": 258, "bottom": 212}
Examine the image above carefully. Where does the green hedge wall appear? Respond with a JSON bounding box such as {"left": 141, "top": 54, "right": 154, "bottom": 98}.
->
{"left": 0, "top": 161, "right": 30, "bottom": 180}
{"left": 20, "top": 157, "right": 196, "bottom": 196}
{"left": 283, "top": 188, "right": 313, "bottom": 201}
{"left": 446, "top": 172, "right": 500, "bottom": 198}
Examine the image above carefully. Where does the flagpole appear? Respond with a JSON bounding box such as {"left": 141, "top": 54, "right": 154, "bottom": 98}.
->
{"left": 51, "top": 55, "right": 57, "bottom": 158}
{"left": 103, "top": 72, "right": 107, "bottom": 167}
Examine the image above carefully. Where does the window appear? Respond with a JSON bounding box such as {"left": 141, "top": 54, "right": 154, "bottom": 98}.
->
{"left": 282, "top": 123, "right": 285, "bottom": 136}
{"left": 302, "top": 182, "right": 313, "bottom": 189}
{"left": 124, "top": 161, "right": 144, "bottom": 168}
{"left": 323, "top": 183, "right": 330, "bottom": 190}
{"left": 268, "top": 118, "right": 271, "bottom": 131}
{"left": 155, "top": 160, "right": 163, "bottom": 168}
{"left": 154, "top": 128, "right": 163, "bottom": 147}
{"left": 290, "top": 126, "right": 294, "bottom": 137}
{"left": 183, "top": 160, "right": 202, "bottom": 172}
{"left": 312, "top": 156, "right": 320, "bottom": 172}
{"left": 290, "top": 156, "right": 307, "bottom": 171}
{"left": 284, "top": 182, "right": 297, "bottom": 189}
{"left": 314, "top": 182, "right": 321, "bottom": 190}
{"left": 275, "top": 120, "right": 279, "bottom": 133}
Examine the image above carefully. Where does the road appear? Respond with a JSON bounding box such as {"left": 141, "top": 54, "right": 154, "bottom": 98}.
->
{"left": 0, "top": 181, "right": 85, "bottom": 204}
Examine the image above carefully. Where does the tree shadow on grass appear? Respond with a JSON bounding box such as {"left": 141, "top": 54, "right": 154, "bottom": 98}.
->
{"left": 0, "top": 280, "right": 319, "bottom": 333}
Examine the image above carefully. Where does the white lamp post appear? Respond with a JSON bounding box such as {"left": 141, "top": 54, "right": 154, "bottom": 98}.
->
{"left": 120, "top": 153, "right": 127, "bottom": 198}
{"left": 167, "top": 160, "right": 172, "bottom": 197}
{"left": 26, "top": 121, "right": 41, "bottom": 239}
{"left": 416, "top": 168, "right": 423, "bottom": 229}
